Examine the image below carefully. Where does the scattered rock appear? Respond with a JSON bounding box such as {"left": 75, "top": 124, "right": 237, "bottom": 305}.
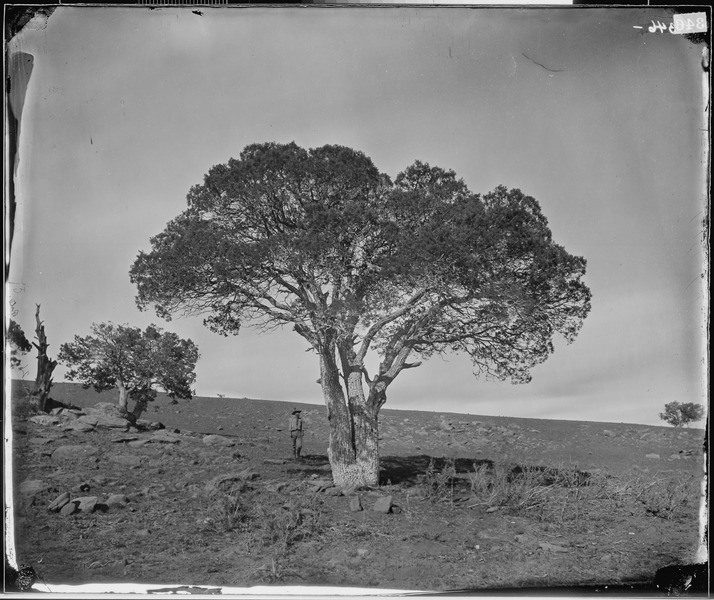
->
{"left": 47, "top": 492, "right": 71, "bottom": 512}
{"left": 63, "top": 422, "right": 95, "bottom": 433}
{"left": 373, "top": 496, "right": 393, "bottom": 514}
{"left": 646, "top": 453, "right": 660, "bottom": 459}
{"left": 149, "top": 430, "right": 183, "bottom": 444}
{"left": 51, "top": 445, "right": 98, "bottom": 461}
{"left": 307, "top": 479, "right": 334, "bottom": 492}
{"left": 75, "top": 496, "right": 99, "bottom": 513}
{"left": 486, "top": 506, "right": 500, "bottom": 513}
{"left": 19, "top": 480, "right": 47, "bottom": 495}
{"left": 106, "top": 494, "right": 129, "bottom": 508}
{"left": 29, "top": 415, "right": 60, "bottom": 427}
{"left": 670, "top": 454, "right": 681, "bottom": 460}
{"left": 60, "top": 501, "right": 79, "bottom": 516}
{"left": 324, "top": 486, "right": 343, "bottom": 497}
{"left": 265, "top": 482, "right": 290, "bottom": 493}
{"left": 538, "top": 541, "right": 569, "bottom": 553}
{"left": 72, "top": 482, "right": 91, "bottom": 493}
{"left": 109, "top": 455, "right": 143, "bottom": 468}
{"left": 202, "top": 434, "right": 235, "bottom": 447}
{"left": 263, "top": 459, "right": 287, "bottom": 465}
{"left": 603, "top": 430, "right": 616, "bottom": 437}
{"left": 205, "top": 471, "right": 258, "bottom": 495}
{"left": 349, "top": 496, "right": 363, "bottom": 512}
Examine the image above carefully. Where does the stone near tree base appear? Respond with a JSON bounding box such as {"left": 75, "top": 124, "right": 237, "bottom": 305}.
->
{"left": 349, "top": 496, "right": 363, "bottom": 512}
{"left": 48, "top": 492, "right": 71, "bottom": 512}
{"left": 372, "top": 495, "right": 393, "bottom": 514}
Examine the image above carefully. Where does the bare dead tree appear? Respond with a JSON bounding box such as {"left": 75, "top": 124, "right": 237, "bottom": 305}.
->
{"left": 32, "top": 304, "right": 57, "bottom": 413}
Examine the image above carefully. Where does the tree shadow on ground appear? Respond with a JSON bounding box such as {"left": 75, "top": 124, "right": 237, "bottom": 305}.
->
{"left": 284, "top": 454, "right": 591, "bottom": 487}
{"left": 380, "top": 455, "right": 494, "bottom": 485}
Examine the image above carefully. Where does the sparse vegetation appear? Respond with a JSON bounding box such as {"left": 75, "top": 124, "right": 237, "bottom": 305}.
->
{"left": 10, "top": 382, "right": 703, "bottom": 592}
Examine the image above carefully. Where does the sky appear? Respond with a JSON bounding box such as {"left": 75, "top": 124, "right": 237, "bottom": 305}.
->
{"left": 6, "top": 6, "right": 708, "bottom": 427}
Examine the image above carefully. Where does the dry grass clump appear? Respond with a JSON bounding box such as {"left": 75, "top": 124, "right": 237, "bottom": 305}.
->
{"left": 465, "top": 461, "right": 699, "bottom": 528}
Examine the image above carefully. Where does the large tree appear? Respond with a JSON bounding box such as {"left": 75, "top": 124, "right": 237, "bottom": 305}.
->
{"left": 130, "top": 142, "right": 591, "bottom": 487}
{"left": 57, "top": 323, "right": 199, "bottom": 415}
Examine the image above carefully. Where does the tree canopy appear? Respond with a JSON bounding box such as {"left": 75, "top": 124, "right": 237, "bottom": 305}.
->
{"left": 58, "top": 322, "right": 199, "bottom": 412}
{"left": 659, "top": 401, "right": 705, "bottom": 428}
{"left": 130, "top": 141, "right": 591, "bottom": 486}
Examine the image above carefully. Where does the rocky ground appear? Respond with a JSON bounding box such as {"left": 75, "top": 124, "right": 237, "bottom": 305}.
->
{"left": 7, "top": 381, "right": 707, "bottom": 594}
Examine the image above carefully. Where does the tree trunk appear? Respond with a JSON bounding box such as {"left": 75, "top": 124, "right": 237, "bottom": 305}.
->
{"left": 117, "top": 381, "right": 129, "bottom": 412}
{"left": 320, "top": 351, "right": 381, "bottom": 489}
{"left": 31, "top": 304, "right": 57, "bottom": 413}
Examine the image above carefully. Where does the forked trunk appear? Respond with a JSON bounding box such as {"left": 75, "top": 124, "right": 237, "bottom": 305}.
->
{"left": 320, "top": 353, "right": 381, "bottom": 488}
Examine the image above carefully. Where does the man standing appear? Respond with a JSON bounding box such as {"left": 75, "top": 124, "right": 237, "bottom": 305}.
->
{"left": 289, "top": 409, "right": 304, "bottom": 459}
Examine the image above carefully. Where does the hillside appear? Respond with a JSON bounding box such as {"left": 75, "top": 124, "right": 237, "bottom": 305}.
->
{"left": 7, "top": 380, "right": 706, "bottom": 593}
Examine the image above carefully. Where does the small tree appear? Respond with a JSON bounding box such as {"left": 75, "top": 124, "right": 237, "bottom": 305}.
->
{"left": 659, "top": 402, "right": 705, "bottom": 428}
{"left": 7, "top": 319, "right": 32, "bottom": 371}
{"left": 57, "top": 322, "right": 199, "bottom": 415}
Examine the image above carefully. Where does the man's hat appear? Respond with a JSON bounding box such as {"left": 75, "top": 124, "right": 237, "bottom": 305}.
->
{"left": 292, "top": 409, "right": 302, "bottom": 414}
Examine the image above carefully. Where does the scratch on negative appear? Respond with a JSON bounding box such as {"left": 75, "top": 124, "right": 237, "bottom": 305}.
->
{"left": 521, "top": 52, "right": 565, "bottom": 73}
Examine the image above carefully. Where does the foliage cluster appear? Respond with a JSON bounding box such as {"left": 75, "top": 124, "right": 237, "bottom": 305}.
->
{"left": 659, "top": 402, "right": 705, "bottom": 428}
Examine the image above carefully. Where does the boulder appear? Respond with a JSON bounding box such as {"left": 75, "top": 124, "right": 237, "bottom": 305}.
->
{"left": 79, "top": 412, "right": 129, "bottom": 431}
{"left": 373, "top": 495, "right": 393, "bottom": 514}
{"left": 202, "top": 434, "right": 235, "bottom": 447}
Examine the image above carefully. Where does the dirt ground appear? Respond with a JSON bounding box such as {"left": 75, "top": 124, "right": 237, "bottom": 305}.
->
{"left": 8, "top": 381, "right": 707, "bottom": 594}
